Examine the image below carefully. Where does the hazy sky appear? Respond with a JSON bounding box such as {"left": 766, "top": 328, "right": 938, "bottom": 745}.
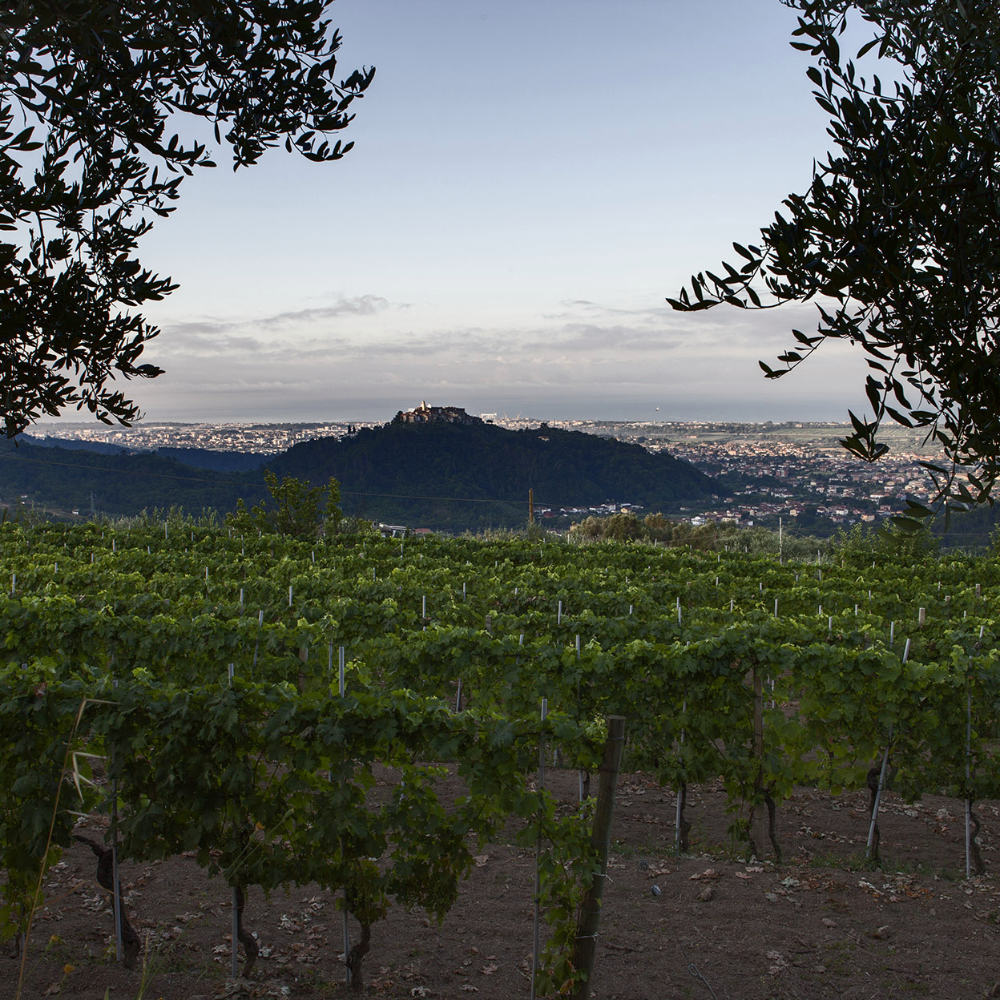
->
{"left": 119, "top": 0, "right": 879, "bottom": 425}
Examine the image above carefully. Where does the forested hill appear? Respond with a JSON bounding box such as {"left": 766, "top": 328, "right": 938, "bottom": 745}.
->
{"left": 0, "top": 421, "right": 721, "bottom": 531}
{"left": 0, "top": 437, "right": 254, "bottom": 517}
{"left": 267, "top": 420, "right": 721, "bottom": 531}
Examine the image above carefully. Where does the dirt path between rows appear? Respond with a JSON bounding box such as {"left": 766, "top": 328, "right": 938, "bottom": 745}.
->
{"left": 5, "top": 771, "right": 1000, "bottom": 1000}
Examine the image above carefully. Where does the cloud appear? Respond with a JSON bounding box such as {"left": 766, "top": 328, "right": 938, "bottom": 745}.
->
{"left": 539, "top": 323, "right": 681, "bottom": 353}
{"left": 202, "top": 379, "right": 308, "bottom": 393}
{"left": 158, "top": 327, "right": 269, "bottom": 355}
{"left": 290, "top": 317, "right": 686, "bottom": 363}
{"left": 158, "top": 295, "right": 395, "bottom": 356}
{"left": 139, "top": 290, "right": 874, "bottom": 424}
{"left": 254, "top": 295, "right": 391, "bottom": 328}
{"left": 542, "top": 298, "right": 673, "bottom": 325}
{"left": 157, "top": 298, "right": 827, "bottom": 376}
{"left": 538, "top": 296, "right": 837, "bottom": 358}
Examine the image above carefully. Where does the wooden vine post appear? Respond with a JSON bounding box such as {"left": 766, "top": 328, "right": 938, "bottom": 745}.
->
{"left": 675, "top": 699, "right": 687, "bottom": 854}
{"left": 965, "top": 677, "right": 973, "bottom": 880}
{"left": 867, "top": 638, "right": 909, "bottom": 861}
{"left": 227, "top": 662, "right": 240, "bottom": 980}
{"left": 571, "top": 715, "right": 626, "bottom": 1000}
{"left": 751, "top": 666, "right": 767, "bottom": 860}
{"left": 106, "top": 666, "right": 123, "bottom": 966}
{"left": 337, "top": 645, "right": 352, "bottom": 986}
{"left": 298, "top": 645, "right": 308, "bottom": 692}
{"left": 531, "top": 698, "right": 547, "bottom": 1000}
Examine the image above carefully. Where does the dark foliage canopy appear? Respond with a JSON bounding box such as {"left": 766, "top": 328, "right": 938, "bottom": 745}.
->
{"left": 0, "top": 0, "right": 373, "bottom": 438}
{"left": 669, "top": 0, "right": 1000, "bottom": 514}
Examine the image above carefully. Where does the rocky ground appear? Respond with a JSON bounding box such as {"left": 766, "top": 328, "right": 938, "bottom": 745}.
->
{"left": 4, "top": 769, "right": 1000, "bottom": 1000}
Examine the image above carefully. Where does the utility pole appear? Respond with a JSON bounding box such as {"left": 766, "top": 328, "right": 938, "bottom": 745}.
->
{"left": 528, "top": 488, "right": 534, "bottom": 524}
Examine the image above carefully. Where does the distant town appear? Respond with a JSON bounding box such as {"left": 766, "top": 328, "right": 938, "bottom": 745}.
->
{"left": 30, "top": 409, "right": 945, "bottom": 535}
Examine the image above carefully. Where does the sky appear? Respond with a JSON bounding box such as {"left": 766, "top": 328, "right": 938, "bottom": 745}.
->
{"left": 100, "top": 0, "right": 883, "bottom": 426}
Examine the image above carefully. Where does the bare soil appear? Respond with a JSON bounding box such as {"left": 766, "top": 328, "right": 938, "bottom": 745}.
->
{"left": 6, "top": 769, "right": 1000, "bottom": 1000}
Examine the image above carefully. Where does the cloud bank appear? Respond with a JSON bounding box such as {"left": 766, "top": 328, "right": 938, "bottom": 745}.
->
{"left": 138, "top": 294, "right": 872, "bottom": 424}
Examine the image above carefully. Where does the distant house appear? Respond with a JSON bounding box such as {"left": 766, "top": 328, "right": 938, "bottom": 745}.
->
{"left": 377, "top": 523, "right": 409, "bottom": 538}
{"left": 393, "top": 401, "right": 479, "bottom": 426}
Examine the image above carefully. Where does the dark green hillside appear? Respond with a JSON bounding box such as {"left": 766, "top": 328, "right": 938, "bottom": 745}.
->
{"left": 268, "top": 419, "right": 721, "bottom": 531}
{"left": 0, "top": 438, "right": 257, "bottom": 517}
{"left": 1, "top": 420, "right": 721, "bottom": 531}
{"left": 22, "top": 434, "right": 126, "bottom": 455}
{"left": 155, "top": 448, "right": 267, "bottom": 473}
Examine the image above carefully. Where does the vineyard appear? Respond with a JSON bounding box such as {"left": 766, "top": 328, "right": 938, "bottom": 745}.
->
{"left": 3, "top": 516, "right": 1000, "bottom": 998}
